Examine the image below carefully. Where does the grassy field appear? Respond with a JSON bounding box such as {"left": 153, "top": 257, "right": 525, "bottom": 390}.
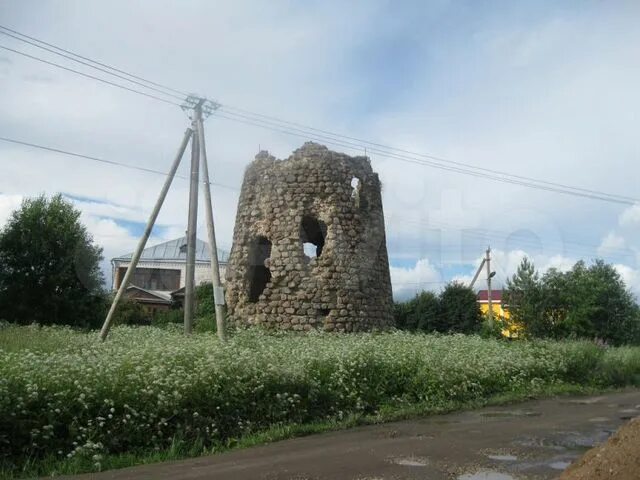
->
{"left": 2, "top": 324, "right": 640, "bottom": 478}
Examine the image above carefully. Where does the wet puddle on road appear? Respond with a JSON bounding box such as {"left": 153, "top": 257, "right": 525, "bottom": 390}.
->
{"left": 562, "top": 397, "right": 604, "bottom": 405}
{"left": 387, "top": 455, "right": 429, "bottom": 467}
{"left": 548, "top": 460, "right": 572, "bottom": 470}
{"left": 479, "top": 410, "right": 541, "bottom": 418}
{"left": 619, "top": 408, "right": 639, "bottom": 414}
{"left": 513, "top": 429, "right": 613, "bottom": 449}
{"left": 458, "top": 471, "right": 515, "bottom": 480}
{"left": 588, "top": 417, "right": 610, "bottom": 422}
{"left": 486, "top": 454, "right": 518, "bottom": 461}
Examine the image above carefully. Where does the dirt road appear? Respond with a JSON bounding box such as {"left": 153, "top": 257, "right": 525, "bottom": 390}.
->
{"left": 68, "top": 390, "right": 640, "bottom": 480}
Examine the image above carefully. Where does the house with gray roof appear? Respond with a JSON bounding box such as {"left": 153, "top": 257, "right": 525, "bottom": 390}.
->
{"left": 111, "top": 236, "right": 229, "bottom": 312}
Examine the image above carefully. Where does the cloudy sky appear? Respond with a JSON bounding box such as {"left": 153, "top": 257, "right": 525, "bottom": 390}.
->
{"left": 1, "top": 0, "right": 639, "bottom": 300}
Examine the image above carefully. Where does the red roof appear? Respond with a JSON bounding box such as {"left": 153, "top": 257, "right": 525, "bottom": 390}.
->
{"left": 477, "top": 290, "right": 503, "bottom": 302}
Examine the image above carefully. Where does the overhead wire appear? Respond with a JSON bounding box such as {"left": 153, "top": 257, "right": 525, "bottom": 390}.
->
{"left": 1, "top": 135, "right": 627, "bottom": 261}
{"left": 0, "top": 24, "right": 189, "bottom": 98}
{"left": 0, "top": 30, "right": 185, "bottom": 101}
{"left": 388, "top": 213, "right": 630, "bottom": 258}
{"left": 1, "top": 23, "right": 638, "bottom": 276}
{"left": 211, "top": 112, "right": 638, "bottom": 205}
{"left": 0, "top": 136, "right": 237, "bottom": 190}
{"left": 219, "top": 104, "right": 637, "bottom": 203}
{"left": 1, "top": 24, "right": 637, "bottom": 206}
{"left": 0, "top": 44, "right": 182, "bottom": 107}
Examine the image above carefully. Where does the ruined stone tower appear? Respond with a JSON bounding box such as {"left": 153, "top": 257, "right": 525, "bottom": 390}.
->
{"left": 225, "top": 142, "right": 393, "bottom": 332}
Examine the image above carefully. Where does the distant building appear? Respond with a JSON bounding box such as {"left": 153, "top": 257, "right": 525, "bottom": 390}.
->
{"left": 476, "top": 289, "right": 520, "bottom": 338}
{"left": 476, "top": 289, "right": 507, "bottom": 317}
{"left": 111, "top": 236, "right": 229, "bottom": 313}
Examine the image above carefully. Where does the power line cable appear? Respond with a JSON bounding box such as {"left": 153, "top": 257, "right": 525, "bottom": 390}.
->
{"left": 0, "top": 44, "right": 181, "bottom": 107}
{"left": 386, "top": 214, "right": 631, "bottom": 257}
{"left": 0, "top": 29, "right": 185, "bottom": 102}
{"left": 0, "top": 24, "right": 189, "bottom": 98}
{"left": 212, "top": 112, "right": 638, "bottom": 205}
{"left": 1, "top": 25, "right": 637, "bottom": 205}
{"left": 220, "top": 104, "right": 637, "bottom": 203}
{"left": 1, "top": 133, "right": 628, "bottom": 257}
{"left": 0, "top": 136, "right": 236, "bottom": 190}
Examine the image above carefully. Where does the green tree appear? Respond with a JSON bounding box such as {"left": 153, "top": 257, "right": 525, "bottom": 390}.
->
{"left": 547, "top": 260, "right": 639, "bottom": 345}
{"left": 506, "top": 257, "right": 640, "bottom": 345}
{"left": 393, "top": 291, "right": 439, "bottom": 331}
{"left": 0, "top": 194, "right": 105, "bottom": 328}
{"left": 393, "top": 300, "right": 414, "bottom": 330}
{"left": 504, "top": 257, "right": 547, "bottom": 338}
{"left": 413, "top": 291, "right": 440, "bottom": 332}
{"left": 437, "top": 281, "right": 482, "bottom": 333}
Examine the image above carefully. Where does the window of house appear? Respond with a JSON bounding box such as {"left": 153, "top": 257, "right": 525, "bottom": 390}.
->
{"left": 118, "top": 267, "right": 181, "bottom": 291}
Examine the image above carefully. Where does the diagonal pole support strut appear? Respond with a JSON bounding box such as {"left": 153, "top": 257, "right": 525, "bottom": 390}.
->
{"left": 99, "top": 128, "right": 193, "bottom": 341}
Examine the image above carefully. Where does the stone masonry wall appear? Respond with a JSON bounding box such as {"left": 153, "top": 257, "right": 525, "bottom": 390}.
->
{"left": 225, "top": 142, "right": 394, "bottom": 332}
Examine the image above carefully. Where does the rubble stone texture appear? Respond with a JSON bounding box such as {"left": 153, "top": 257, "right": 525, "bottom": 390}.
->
{"left": 225, "top": 142, "right": 394, "bottom": 332}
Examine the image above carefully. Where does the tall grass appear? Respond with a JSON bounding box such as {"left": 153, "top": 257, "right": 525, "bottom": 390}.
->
{"left": 1, "top": 324, "right": 639, "bottom": 476}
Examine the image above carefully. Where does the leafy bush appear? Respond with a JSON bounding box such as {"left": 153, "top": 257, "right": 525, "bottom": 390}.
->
{"left": 194, "top": 315, "right": 217, "bottom": 334}
{"left": 195, "top": 282, "right": 215, "bottom": 318}
{"left": 393, "top": 291, "right": 438, "bottom": 331}
{"left": 194, "top": 282, "right": 217, "bottom": 333}
{"left": 438, "top": 282, "right": 482, "bottom": 333}
{"left": 2, "top": 325, "right": 640, "bottom": 472}
{"left": 478, "top": 316, "right": 507, "bottom": 339}
{"left": 394, "top": 282, "right": 481, "bottom": 333}
{"left": 146, "top": 283, "right": 217, "bottom": 331}
{"left": 151, "top": 308, "right": 183, "bottom": 327}
{"left": 109, "top": 297, "right": 149, "bottom": 326}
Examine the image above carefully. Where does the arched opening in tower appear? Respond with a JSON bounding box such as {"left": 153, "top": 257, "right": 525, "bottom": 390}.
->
{"left": 350, "top": 176, "right": 361, "bottom": 207}
{"left": 248, "top": 236, "right": 272, "bottom": 303}
{"left": 301, "top": 215, "right": 326, "bottom": 259}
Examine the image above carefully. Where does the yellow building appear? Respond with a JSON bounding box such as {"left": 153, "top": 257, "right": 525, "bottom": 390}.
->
{"left": 476, "top": 290, "right": 521, "bottom": 338}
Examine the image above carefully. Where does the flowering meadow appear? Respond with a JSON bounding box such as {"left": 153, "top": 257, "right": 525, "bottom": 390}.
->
{"left": 1, "top": 324, "right": 640, "bottom": 475}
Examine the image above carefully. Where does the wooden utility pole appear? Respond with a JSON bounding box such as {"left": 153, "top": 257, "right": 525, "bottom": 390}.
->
{"left": 183, "top": 106, "right": 202, "bottom": 335}
{"left": 195, "top": 105, "right": 227, "bottom": 341}
{"left": 100, "top": 96, "right": 225, "bottom": 341}
{"left": 486, "top": 246, "right": 493, "bottom": 326}
{"left": 100, "top": 128, "right": 193, "bottom": 341}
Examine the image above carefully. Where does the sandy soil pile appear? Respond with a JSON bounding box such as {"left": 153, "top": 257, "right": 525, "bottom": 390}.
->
{"left": 560, "top": 417, "right": 640, "bottom": 480}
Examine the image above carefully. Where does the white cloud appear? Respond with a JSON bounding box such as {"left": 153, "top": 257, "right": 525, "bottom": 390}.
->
{"left": 0, "top": 194, "right": 23, "bottom": 227}
{"left": 393, "top": 248, "right": 578, "bottom": 301}
{"left": 390, "top": 258, "right": 442, "bottom": 301}
{"left": 2, "top": 1, "right": 640, "bottom": 299}
{"left": 620, "top": 204, "right": 640, "bottom": 227}
{"left": 544, "top": 254, "right": 575, "bottom": 273}
{"left": 614, "top": 264, "right": 640, "bottom": 296}
{"left": 70, "top": 198, "right": 148, "bottom": 224}
{"left": 598, "top": 232, "right": 627, "bottom": 256}
{"left": 451, "top": 273, "right": 474, "bottom": 286}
